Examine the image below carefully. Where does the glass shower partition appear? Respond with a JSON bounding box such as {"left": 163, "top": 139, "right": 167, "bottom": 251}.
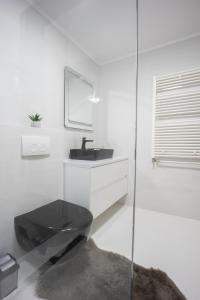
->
{"left": 0, "top": 1, "right": 138, "bottom": 299}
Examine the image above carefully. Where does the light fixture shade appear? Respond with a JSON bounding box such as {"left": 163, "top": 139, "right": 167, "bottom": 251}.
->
{"left": 88, "top": 96, "right": 101, "bottom": 103}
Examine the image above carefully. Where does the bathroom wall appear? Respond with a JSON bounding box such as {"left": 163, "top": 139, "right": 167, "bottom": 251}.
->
{"left": 137, "top": 36, "right": 200, "bottom": 220}
{"left": 0, "top": 0, "right": 102, "bottom": 257}
{"left": 101, "top": 36, "right": 200, "bottom": 220}
{"left": 99, "top": 57, "right": 136, "bottom": 204}
{"left": 101, "top": 37, "right": 200, "bottom": 219}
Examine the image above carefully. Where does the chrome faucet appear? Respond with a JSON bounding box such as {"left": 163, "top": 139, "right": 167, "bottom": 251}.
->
{"left": 81, "top": 137, "right": 94, "bottom": 150}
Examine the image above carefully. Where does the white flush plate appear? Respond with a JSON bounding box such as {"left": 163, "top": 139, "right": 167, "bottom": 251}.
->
{"left": 21, "top": 135, "right": 50, "bottom": 157}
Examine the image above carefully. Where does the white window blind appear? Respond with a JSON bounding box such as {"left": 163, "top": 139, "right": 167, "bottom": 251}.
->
{"left": 153, "top": 68, "right": 200, "bottom": 167}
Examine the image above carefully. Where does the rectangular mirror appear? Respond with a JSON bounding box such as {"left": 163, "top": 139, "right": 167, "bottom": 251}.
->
{"left": 64, "top": 67, "right": 94, "bottom": 130}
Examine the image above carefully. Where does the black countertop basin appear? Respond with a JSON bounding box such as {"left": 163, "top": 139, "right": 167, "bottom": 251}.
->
{"left": 69, "top": 148, "right": 114, "bottom": 161}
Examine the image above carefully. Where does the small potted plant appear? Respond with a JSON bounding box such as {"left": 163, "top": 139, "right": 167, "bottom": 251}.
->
{"left": 28, "top": 113, "right": 43, "bottom": 128}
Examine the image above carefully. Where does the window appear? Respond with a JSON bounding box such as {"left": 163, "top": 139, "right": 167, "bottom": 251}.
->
{"left": 153, "top": 68, "right": 200, "bottom": 167}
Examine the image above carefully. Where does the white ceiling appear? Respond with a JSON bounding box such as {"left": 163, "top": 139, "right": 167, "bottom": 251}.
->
{"left": 30, "top": 0, "right": 200, "bottom": 65}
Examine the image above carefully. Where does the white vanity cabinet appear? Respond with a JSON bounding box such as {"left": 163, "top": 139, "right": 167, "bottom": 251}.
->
{"left": 64, "top": 157, "right": 128, "bottom": 218}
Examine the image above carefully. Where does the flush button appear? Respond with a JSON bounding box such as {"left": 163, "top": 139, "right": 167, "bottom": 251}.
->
{"left": 21, "top": 136, "right": 50, "bottom": 157}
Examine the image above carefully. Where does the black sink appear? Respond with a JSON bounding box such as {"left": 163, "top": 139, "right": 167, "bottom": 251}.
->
{"left": 69, "top": 148, "right": 114, "bottom": 161}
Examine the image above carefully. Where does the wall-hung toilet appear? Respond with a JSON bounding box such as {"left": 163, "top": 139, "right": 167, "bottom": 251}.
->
{"left": 14, "top": 200, "right": 93, "bottom": 260}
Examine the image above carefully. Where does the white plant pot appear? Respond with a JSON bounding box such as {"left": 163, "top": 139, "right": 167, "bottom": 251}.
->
{"left": 31, "top": 121, "right": 41, "bottom": 128}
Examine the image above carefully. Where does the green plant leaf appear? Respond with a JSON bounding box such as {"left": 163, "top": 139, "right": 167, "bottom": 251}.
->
{"left": 28, "top": 113, "right": 43, "bottom": 121}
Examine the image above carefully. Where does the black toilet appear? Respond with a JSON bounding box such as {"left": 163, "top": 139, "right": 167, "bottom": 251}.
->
{"left": 15, "top": 200, "right": 93, "bottom": 260}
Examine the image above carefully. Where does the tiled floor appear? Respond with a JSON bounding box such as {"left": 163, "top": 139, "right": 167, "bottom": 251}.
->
{"left": 134, "top": 208, "right": 200, "bottom": 300}
{"left": 6, "top": 204, "right": 200, "bottom": 300}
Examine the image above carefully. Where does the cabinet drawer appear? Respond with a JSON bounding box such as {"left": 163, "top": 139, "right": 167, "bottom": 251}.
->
{"left": 90, "top": 177, "right": 128, "bottom": 218}
{"left": 91, "top": 160, "right": 128, "bottom": 192}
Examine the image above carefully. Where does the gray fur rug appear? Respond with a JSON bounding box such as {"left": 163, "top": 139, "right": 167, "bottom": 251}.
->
{"left": 37, "top": 239, "right": 186, "bottom": 300}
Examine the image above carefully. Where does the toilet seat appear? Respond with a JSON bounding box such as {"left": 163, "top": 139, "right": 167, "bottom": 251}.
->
{"left": 14, "top": 200, "right": 93, "bottom": 256}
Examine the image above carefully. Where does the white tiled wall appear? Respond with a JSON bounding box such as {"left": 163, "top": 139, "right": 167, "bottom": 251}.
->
{"left": 0, "top": 0, "right": 103, "bottom": 257}
{"left": 99, "top": 36, "right": 200, "bottom": 220}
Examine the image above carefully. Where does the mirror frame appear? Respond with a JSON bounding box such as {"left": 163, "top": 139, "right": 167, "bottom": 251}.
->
{"left": 64, "top": 66, "right": 94, "bottom": 131}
